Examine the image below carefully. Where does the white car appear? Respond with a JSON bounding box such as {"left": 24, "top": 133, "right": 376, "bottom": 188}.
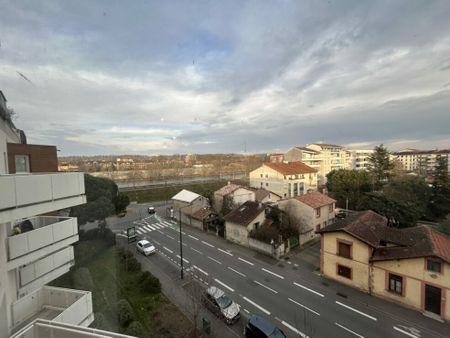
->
{"left": 203, "top": 286, "right": 240, "bottom": 324}
{"left": 136, "top": 239, "right": 156, "bottom": 256}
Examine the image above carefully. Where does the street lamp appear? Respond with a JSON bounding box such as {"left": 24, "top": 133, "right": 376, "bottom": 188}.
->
{"left": 179, "top": 203, "right": 192, "bottom": 279}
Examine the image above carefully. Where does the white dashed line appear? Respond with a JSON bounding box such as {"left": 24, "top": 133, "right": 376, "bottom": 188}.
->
{"left": 193, "top": 265, "right": 209, "bottom": 276}
{"left": 335, "top": 322, "right": 364, "bottom": 337}
{"left": 177, "top": 240, "right": 188, "bottom": 247}
{"left": 227, "top": 267, "right": 246, "bottom": 277}
{"left": 254, "top": 280, "right": 278, "bottom": 294}
{"left": 176, "top": 255, "right": 190, "bottom": 264}
{"left": 153, "top": 240, "right": 161, "bottom": 245}
{"left": 288, "top": 297, "right": 320, "bottom": 316}
{"left": 163, "top": 246, "right": 173, "bottom": 254}
{"left": 261, "top": 268, "right": 284, "bottom": 279}
{"left": 218, "top": 248, "right": 233, "bottom": 256}
{"left": 157, "top": 230, "right": 164, "bottom": 234}
{"left": 281, "top": 321, "right": 308, "bottom": 338}
{"left": 238, "top": 257, "right": 254, "bottom": 266}
{"left": 215, "top": 278, "right": 234, "bottom": 292}
{"left": 335, "top": 301, "right": 377, "bottom": 321}
{"left": 201, "top": 240, "right": 214, "bottom": 248}
{"left": 166, "top": 234, "right": 175, "bottom": 240}
{"left": 293, "top": 282, "right": 324, "bottom": 297}
{"left": 191, "top": 248, "right": 203, "bottom": 255}
{"left": 208, "top": 256, "right": 222, "bottom": 265}
{"left": 243, "top": 308, "right": 250, "bottom": 314}
{"left": 188, "top": 235, "right": 199, "bottom": 240}
{"left": 136, "top": 229, "right": 144, "bottom": 235}
{"left": 393, "top": 326, "right": 419, "bottom": 338}
{"left": 241, "top": 296, "right": 270, "bottom": 315}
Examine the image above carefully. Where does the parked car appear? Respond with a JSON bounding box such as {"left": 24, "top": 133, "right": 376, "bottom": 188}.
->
{"left": 148, "top": 206, "right": 156, "bottom": 214}
{"left": 136, "top": 239, "right": 156, "bottom": 256}
{"left": 244, "top": 315, "right": 286, "bottom": 338}
{"left": 202, "top": 286, "right": 240, "bottom": 324}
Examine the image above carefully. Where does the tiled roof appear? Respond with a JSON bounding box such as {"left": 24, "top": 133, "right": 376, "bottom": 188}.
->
{"left": 215, "top": 184, "right": 242, "bottom": 196}
{"left": 263, "top": 162, "right": 316, "bottom": 175}
{"left": 224, "top": 201, "right": 265, "bottom": 226}
{"left": 295, "top": 192, "right": 336, "bottom": 209}
{"left": 427, "top": 227, "right": 450, "bottom": 263}
{"left": 191, "top": 208, "right": 216, "bottom": 220}
{"left": 254, "top": 188, "right": 281, "bottom": 202}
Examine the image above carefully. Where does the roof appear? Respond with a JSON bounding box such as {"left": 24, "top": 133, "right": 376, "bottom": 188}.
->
{"left": 308, "top": 143, "right": 343, "bottom": 149}
{"left": 294, "top": 146, "right": 320, "bottom": 153}
{"left": 254, "top": 188, "right": 281, "bottom": 202}
{"left": 191, "top": 208, "right": 215, "bottom": 220}
{"left": 224, "top": 201, "right": 265, "bottom": 226}
{"left": 317, "top": 210, "right": 450, "bottom": 263}
{"left": 295, "top": 192, "right": 336, "bottom": 209}
{"left": 263, "top": 162, "right": 316, "bottom": 175}
{"left": 171, "top": 189, "right": 202, "bottom": 203}
{"left": 215, "top": 184, "right": 242, "bottom": 196}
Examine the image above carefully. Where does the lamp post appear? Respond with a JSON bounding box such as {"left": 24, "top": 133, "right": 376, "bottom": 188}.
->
{"left": 179, "top": 203, "right": 192, "bottom": 279}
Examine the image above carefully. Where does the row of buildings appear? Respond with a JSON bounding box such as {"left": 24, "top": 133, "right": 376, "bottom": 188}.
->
{"left": 0, "top": 91, "right": 131, "bottom": 338}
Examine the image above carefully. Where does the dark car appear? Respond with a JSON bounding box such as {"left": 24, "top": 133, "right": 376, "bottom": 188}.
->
{"left": 244, "top": 315, "right": 286, "bottom": 338}
{"left": 148, "top": 206, "right": 156, "bottom": 214}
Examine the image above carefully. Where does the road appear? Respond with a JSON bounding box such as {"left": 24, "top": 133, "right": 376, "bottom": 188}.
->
{"left": 112, "top": 205, "right": 450, "bottom": 338}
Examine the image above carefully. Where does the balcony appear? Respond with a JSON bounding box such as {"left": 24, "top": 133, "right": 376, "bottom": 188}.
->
{"left": 7, "top": 216, "right": 78, "bottom": 270}
{"left": 0, "top": 172, "right": 86, "bottom": 223}
{"left": 11, "top": 286, "right": 94, "bottom": 334}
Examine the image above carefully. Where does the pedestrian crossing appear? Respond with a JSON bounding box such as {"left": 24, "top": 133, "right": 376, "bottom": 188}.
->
{"left": 115, "top": 216, "right": 178, "bottom": 238}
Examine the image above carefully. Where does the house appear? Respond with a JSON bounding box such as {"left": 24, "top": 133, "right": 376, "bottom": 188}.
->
{"left": 317, "top": 210, "right": 450, "bottom": 321}
{"left": 190, "top": 208, "right": 218, "bottom": 233}
{"left": 249, "top": 162, "right": 318, "bottom": 199}
{"left": 224, "top": 201, "right": 266, "bottom": 246}
{"left": 254, "top": 188, "right": 281, "bottom": 204}
{"left": 213, "top": 183, "right": 255, "bottom": 213}
{"left": 278, "top": 191, "right": 336, "bottom": 245}
{"left": 171, "top": 189, "right": 208, "bottom": 216}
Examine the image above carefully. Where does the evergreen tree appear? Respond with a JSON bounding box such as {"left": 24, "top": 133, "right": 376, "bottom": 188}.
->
{"left": 428, "top": 156, "right": 450, "bottom": 219}
{"left": 367, "top": 144, "right": 394, "bottom": 188}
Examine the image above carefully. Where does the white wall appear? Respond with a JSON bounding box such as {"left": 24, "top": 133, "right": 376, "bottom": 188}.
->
{"left": 0, "top": 120, "right": 21, "bottom": 175}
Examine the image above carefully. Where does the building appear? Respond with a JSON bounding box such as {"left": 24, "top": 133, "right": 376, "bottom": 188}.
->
{"left": 254, "top": 188, "right": 282, "bottom": 204}
{"left": 213, "top": 183, "right": 255, "bottom": 213}
{"left": 350, "top": 149, "right": 374, "bottom": 171}
{"left": 0, "top": 91, "right": 132, "bottom": 338}
{"left": 278, "top": 191, "right": 336, "bottom": 245}
{"left": 317, "top": 210, "right": 450, "bottom": 321}
{"left": 171, "top": 189, "right": 209, "bottom": 217}
{"left": 391, "top": 148, "right": 450, "bottom": 174}
{"left": 268, "top": 153, "right": 284, "bottom": 163}
{"left": 249, "top": 162, "right": 318, "bottom": 198}
{"left": 224, "top": 201, "right": 266, "bottom": 246}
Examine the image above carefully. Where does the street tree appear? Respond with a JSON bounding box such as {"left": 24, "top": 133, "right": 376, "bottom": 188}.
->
{"left": 367, "top": 144, "right": 394, "bottom": 188}
{"left": 428, "top": 156, "right": 450, "bottom": 219}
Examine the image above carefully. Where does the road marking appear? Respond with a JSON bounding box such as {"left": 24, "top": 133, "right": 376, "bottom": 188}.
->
{"left": 288, "top": 297, "right": 320, "bottom": 316}
{"left": 393, "top": 326, "right": 420, "bottom": 338}
{"left": 218, "top": 248, "right": 233, "bottom": 256}
{"left": 152, "top": 223, "right": 161, "bottom": 229}
{"left": 117, "top": 233, "right": 127, "bottom": 238}
{"left": 254, "top": 280, "right": 278, "bottom": 294}
{"left": 261, "top": 268, "right": 284, "bottom": 279}
{"left": 228, "top": 267, "right": 246, "bottom": 277}
{"left": 177, "top": 240, "right": 188, "bottom": 247}
{"left": 146, "top": 225, "right": 156, "bottom": 231}
{"left": 242, "top": 296, "right": 270, "bottom": 315}
{"left": 191, "top": 248, "right": 203, "bottom": 255}
{"left": 215, "top": 279, "right": 234, "bottom": 292}
{"left": 135, "top": 229, "right": 143, "bottom": 235}
{"left": 166, "top": 234, "right": 175, "bottom": 240}
{"left": 193, "top": 265, "right": 208, "bottom": 276}
{"left": 161, "top": 220, "right": 172, "bottom": 226}
{"left": 293, "top": 282, "right": 324, "bottom": 297}
{"left": 157, "top": 230, "right": 164, "bottom": 234}
{"left": 335, "top": 301, "right": 377, "bottom": 321}
{"left": 163, "top": 246, "right": 173, "bottom": 254}
{"left": 153, "top": 240, "right": 161, "bottom": 245}
{"left": 281, "top": 321, "right": 308, "bottom": 338}
{"left": 335, "top": 322, "right": 364, "bottom": 338}
{"left": 176, "top": 255, "right": 190, "bottom": 264}
{"left": 238, "top": 257, "right": 254, "bottom": 266}
{"left": 208, "top": 256, "right": 222, "bottom": 265}
{"left": 188, "top": 235, "right": 199, "bottom": 240}
{"left": 201, "top": 240, "right": 214, "bottom": 248}
{"left": 243, "top": 308, "right": 250, "bottom": 314}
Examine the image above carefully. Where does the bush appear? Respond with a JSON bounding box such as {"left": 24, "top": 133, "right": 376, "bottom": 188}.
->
{"left": 249, "top": 225, "right": 280, "bottom": 244}
{"left": 73, "top": 267, "right": 94, "bottom": 291}
{"left": 125, "top": 321, "right": 144, "bottom": 337}
{"left": 127, "top": 256, "right": 141, "bottom": 272}
{"left": 117, "top": 299, "right": 135, "bottom": 327}
{"left": 139, "top": 271, "right": 161, "bottom": 294}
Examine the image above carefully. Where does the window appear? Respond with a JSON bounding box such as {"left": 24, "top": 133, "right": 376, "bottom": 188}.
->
{"left": 260, "top": 173, "right": 263, "bottom": 178}
{"left": 388, "top": 273, "right": 403, "bottom": 295}
{"left": 253, "top": 222, "right": 260, "bottom": 230}
{"left": 265, "top": 174, "right": 268, "bottom": 178}
{"left": 426, "top": 259, "right": 442, "bottom": 273}
{"left": 337, "top": 265, "right": 351, "bottom": 279}
{"left": 260, "top": 182, "right": 263, "bottom": 187}
{"left": 15, "top": 155, "right": 30, "bottom": 173}
{"left": 315, "top": 208, "right": 321, "bottom": 217}
{"left": 265, "top": 182, "right": 269, "bottom": 187}
{"left": 329, "top": 204, "right": 334, "bottom": 212}
{"left": 338, "top": 241, "right": 352, "bottom": 258}
{"left": 315, "top": 224, "right": 320, "bottom": 232}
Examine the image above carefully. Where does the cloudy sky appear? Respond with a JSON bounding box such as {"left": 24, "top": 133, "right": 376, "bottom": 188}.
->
{"left": 1, "top": 0, "right": 450, "bottom": 155}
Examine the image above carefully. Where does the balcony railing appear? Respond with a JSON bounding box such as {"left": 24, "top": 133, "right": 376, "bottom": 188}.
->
{"left": 8, "top": 216, "right": 78, "bottom": 261}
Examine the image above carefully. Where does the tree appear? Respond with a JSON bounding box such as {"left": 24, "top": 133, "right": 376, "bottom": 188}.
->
{"left": 113, "top": 193, "right": 130, "bottom": 214}
{"left": 428, "top": 156, "right": 450, "bottom": 220}
{"left": 221, "top": 195, "right": 235, "bottom": 216}
{"left": 367, "top": 144, "right": 394, "bottom": 188}
{"left": 326, "top": 169, "right": 373, "bottom": 210}
{"left": 438, "top": 215, "right": 450, "bottom": 236}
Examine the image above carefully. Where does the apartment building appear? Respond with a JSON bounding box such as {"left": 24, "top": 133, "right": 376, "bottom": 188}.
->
{"left": 0, "top": 91, "right": 129, "bottom": 338}
{"left": 350, "top": 149, "right": 374, "bottom": 171}
{"left": 391, "top": 148, "right": 450, "bottom": 174}
{"left": 249, "top": 162, "right": 318, "bottom": 198}
{"left": 317, "top": 211, "right": 450, "bottom": 321}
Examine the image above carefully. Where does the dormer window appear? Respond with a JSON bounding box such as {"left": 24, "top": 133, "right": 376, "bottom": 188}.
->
{"left": 426, "top": 259, "right": 442, "bottom": 273}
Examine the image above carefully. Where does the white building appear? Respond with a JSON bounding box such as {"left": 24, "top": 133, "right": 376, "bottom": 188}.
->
{"left": 349, "top": 149, "right": 374, "bottom": 171}
{"left": 391, "top": 148, "right": 450, "bottom": 174}
{"left": 213, "top": 183, "right": 255, "bottom": 213}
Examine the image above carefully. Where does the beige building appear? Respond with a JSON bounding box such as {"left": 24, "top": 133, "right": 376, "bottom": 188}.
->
{"left": 224, "top": 201, "right": 266, "bottom": 246}
{"left": 278, "top": 192, "right": 335, "bottom": 245}
{"left": 391, "top": 148, "right": 450, "bottom": 174}
{"left": 350, "top": 149, "right": 374, "bottom": 171}
{"left": 249, "top": 162, "right": 318, "bottom": 199}
{"left": 317, "top": 211, "right": 450, "bottom": 321}
{"left": 171, "top": 189, "right": 209, "bottom": 216}
{"left": 213, "top": 183, "right": 255, "bottom": 213}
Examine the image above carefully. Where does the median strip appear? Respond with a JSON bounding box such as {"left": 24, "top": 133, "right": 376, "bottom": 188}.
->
{"left": 335, "top": 322, "right": 364, "bottom": 338}
{"left": 241, "top": 296, "right": 270, "bottom": 315}
{"left": 261, "top": 268, "right": 284, "bottom": 279}
{"left": 335, "top": 301, "right": 377, "bottom": 321}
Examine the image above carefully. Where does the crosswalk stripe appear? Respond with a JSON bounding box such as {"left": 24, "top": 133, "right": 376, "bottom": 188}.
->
{"left": 152, "top": 224, "right": 161, "bottom": 229}
{"left": 161, "top": 221, "right": 173, "bottom": 227}
{"left": 146, "top": 224, "right": 156, "bottom": 231}
{"left": 144, "top": 225, "right": 153, "bottom": 232}
{"left": 136, "top": 229, "right": 144, "bottom": 235}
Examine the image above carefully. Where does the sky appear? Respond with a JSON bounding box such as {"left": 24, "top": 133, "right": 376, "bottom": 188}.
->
{"left": 1, "top": 0, "right": 450, "bottom": 156}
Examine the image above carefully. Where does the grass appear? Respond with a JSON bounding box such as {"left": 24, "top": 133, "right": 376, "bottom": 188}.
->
{"left": 123, "top": 179, "right": 249, "bottom": 203}
{"left": 52, "top": 238, "right": 192, "bottom": 337}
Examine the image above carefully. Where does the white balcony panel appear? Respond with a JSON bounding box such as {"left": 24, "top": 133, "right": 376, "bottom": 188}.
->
{"left": 51, "top": 173, "right": 85, "bottom": 200}
{"left": 0, "top": 176, "right": 16, "bottom": 209}
{"left": 15, "top": 175, "right": 53, "bottom": 206}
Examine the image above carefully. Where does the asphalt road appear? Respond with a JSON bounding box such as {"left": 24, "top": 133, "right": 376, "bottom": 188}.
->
{"left": 113, "top": 205, "right": 450, "bottom": 338}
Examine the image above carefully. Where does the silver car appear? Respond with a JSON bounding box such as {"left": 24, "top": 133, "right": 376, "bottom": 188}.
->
{"left": 136, "top": 239, "right": 156, "bottom": 256}
{"left": 203, "top": 286, "right": 240, "bottom": 324}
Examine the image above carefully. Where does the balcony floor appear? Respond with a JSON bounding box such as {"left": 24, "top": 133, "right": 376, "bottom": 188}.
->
{"left": 12, "top": 306, "right": 63, "bottom": 335}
